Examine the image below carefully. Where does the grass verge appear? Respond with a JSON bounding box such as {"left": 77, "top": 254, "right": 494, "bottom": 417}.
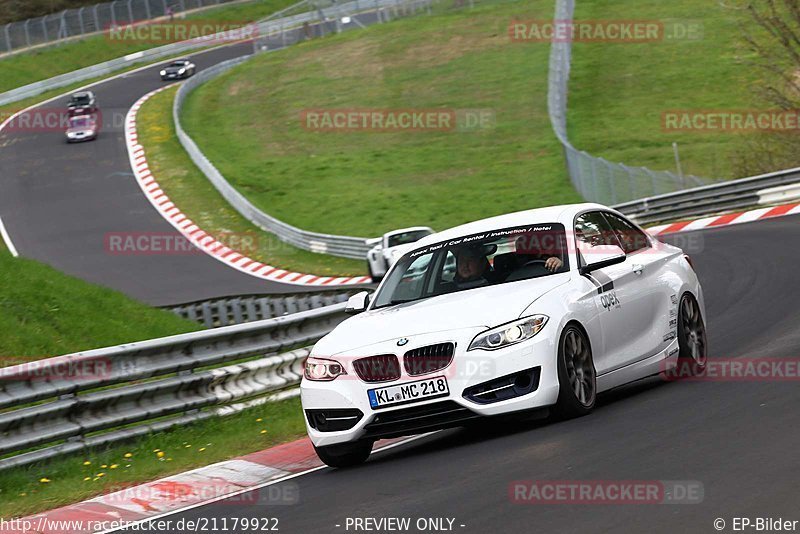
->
{"left": 181, "top": 0, "right": 580, "bottom": 237}
{"left": 0, "top": 248, "right": 199, "bottom": 365}
{"left": 568, "top": 0, "right": 761, "bottom": 180}
{"left": 0, "top": 397, "right": 306, "bottom": 518}
{"left": 137, "top": 86, "right": 366, "bottom": 276}
{"left": 0, "top": 0, "right": 298, "bottom": 94}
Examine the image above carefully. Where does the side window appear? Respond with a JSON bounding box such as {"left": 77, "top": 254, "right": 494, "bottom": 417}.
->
{"left": 575, "top": 211, "right": 622, "bottom": 266}
{"left": 575, "top": 211, "right": 619, "bottom": 246}
{"left": 603, "top": 212, "right": 650, "bottom": 254}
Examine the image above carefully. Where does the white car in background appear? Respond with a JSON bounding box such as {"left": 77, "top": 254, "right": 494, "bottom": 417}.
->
{"left": 302, "top": 203, "right": 707, "bottom": 467}
{"left": 367, "top": 226, "right": 433, "bottom": 282}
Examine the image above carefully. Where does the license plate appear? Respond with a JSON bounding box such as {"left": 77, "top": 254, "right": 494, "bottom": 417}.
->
{"left": 368, "top": 376, "right": 449, "bottom": 409}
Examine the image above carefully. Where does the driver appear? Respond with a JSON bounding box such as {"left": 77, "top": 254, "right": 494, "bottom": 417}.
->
{"left": 515, "top": 235, "right": 564, "bottom": 273}
{"left": 454, "top": 247, "right": 500, "bottom": 287}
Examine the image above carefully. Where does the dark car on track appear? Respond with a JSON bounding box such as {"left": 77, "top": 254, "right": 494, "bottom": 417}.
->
{"left": 67, "top": 91, "right": 98, "bottom": 116}
{"left": 160, "top": 59, "right": 196, "bottom": 80}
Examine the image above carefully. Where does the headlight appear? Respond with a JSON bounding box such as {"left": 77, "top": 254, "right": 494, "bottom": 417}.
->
{"left": 160, "top": 70, "right": 166, "bottom": 76}
{"left": 304, "top": 356, "right": 347, "bottom": 381}
{"left": 178, "top": 68, "right": 186, "bottom": 74}
{"left": 468, "top": 315, "right": 548, "bottom": 351}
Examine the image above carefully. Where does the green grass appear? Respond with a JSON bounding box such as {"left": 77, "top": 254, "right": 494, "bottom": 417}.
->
{"left": 568, "top": 0, "right": 761, "bottom": 180}
{"left": 0, "top": 0, "right": 298, "bottom": 94}
{"left": 0, "top": 250, "right": 199, "bottom": 366}
{"left": 137, "top": 86, "right": 366, "bottom": 276}
{"left": 0, "top": 397, "right": 307, "bottom": 518}
{"left": 181, "top": 0, "right": 581, "bottom": 237}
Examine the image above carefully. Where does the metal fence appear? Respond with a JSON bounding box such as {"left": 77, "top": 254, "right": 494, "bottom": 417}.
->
{"left": 168, "top": 290, "right": 355, "bottom": 327}
{"left": 0, "top": 0, "right": 358, "bottom": 106}
{"left": 1, "top": 0, "right": 248, "bottom": 55}
{"left": 173, "top": 0, "right": 434, "bottom": 259}
{"left": 0, "top": 303, "right": 348, "bottom": 471}
{"left": 548, "top": 0, "right": 714, "bottom": 205}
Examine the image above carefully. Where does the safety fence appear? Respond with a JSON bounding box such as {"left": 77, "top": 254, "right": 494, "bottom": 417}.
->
{"left": 548, "top": 0, "right": 714, "bottom": 205}
{"left": 0, "top": 0, "right": 392, "bottom": 106}
{"left": 1, "top": 0, "right": 260, "bottom": 55}
{"left": 0, "top": 302, "right": 349, "bottom": 471}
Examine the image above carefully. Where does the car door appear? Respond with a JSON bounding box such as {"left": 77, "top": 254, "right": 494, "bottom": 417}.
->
{"left": 603, "top": 211, "right": 675, "bottom": 357}
{"left": 574, "top": 210, "right": 656, "bottom": 372}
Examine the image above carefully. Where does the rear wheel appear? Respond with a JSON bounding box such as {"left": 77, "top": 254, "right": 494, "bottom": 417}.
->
{"left": 676, "top": 293, "right": 707, "bottom": 376}
{"left": 553, "top": 325, "right": 596, "bottom": 419}
{"left": 313, "top": 440, "right": 373, "bottom": 468}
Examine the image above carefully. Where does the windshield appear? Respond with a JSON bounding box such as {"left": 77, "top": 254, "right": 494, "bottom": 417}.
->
{"left": 69, "top": 117, "right": 90, "bottom": 128}
{"left": 70, "top": 95, "right": 90, "bottom": 105}
{"left": 169, "top": 61, "right": 187, "bottom": 67}
{"left": 387, "top": 229, "right": 432, "bottom": 248}
{"left": 372, "top": 223, "right": 569, "bottom": 309}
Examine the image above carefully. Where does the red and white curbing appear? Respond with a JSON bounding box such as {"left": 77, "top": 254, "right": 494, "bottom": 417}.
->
{"left": 647, "top": 202, "right": 800, "bottom": 236}
{"left": 124, "top": 85, "right": 371, "bottom": 287}
{"left": 10, "top": 437, "right": 412, "bottom": 534}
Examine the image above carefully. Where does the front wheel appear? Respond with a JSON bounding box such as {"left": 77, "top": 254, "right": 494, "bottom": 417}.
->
{"left": 552, "top": 324, "right": 596, "bottom": 419}
{"left": 313, "top": 440, "right": 373, "bottom": 468}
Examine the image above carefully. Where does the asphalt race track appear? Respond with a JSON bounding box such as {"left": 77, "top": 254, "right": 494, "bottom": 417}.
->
{"left": 117, "top": 214, "right": 800, "bottom": 534}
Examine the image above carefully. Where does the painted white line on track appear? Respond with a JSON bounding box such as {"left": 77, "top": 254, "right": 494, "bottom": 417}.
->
{"left": 0, "top": 215, "right": 19, "bottom": 257}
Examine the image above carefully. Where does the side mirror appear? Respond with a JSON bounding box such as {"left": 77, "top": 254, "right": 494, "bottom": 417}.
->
{"left": 345, "top": 291, "right": 371, "bottom": 315}
{"left": 579, "top": 244, "right": 626, "bottom": 274}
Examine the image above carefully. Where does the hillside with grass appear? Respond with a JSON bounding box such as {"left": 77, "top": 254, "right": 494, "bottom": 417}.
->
{"left": 568, "top": 0, "right": 761, "bottom": 180}
{"left": 181, "top": 0, "right": 580, "bottom": 237}
{"left": 0, "top": 247, "right": 199, "bottom": 365}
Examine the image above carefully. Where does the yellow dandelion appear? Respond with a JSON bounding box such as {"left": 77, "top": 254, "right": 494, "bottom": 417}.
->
{"left": 153, "top": 449, "right": 160, "bottom": 453}
{"left": 96, "top": 472, "right": 105, "bottom": 478}
{"left": 184, "top": 444, "right": 192, "bottom": 448}
{"left": 167, "top": 458, "right": 173, "bottom": 462}
{"left": 19, "top": 492, "right": 27, "bottom": 497}
{"left": 84, "top": 477, "right": 91, "bottom": 481}
{"left": 83, "top": 460, "right": 91, "bottom": 466}
{"left": 110, "top": 464, "right": 119, "bottom": 469}
{"left": 124, "top": 453, "right": 133, "bottom": 459}
{"left": 198, "top": 447, "right": 206, "bottom": 452}
{"left": 156, "top": 451, "right": 165, "bottom": 458}
{"left": 101, "top": 464, "right": 108, "bottom": 468}
{"left": 40, "top": 478, "right": 51, "bottom": 483}
{"left": 260, "top": 430, "right": 267, "bottom": 434}
{"left": 256, "top": 418, "right": 263, "bottom": 422}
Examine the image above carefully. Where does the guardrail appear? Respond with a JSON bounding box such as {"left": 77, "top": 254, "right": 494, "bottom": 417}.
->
{"left": 614, "top": 166, "right": 800, "bottom": 225}
{"left": 0, "top": 303, "right": 348, "bottom": 471}
{"left": 173, "top": 0, "right": 434, "bottom": 259}
{"left": 0, "top": 0, "right": 393, "bottom": 107}
{"left": 548, "top": 0, "right": 713, "bottom": 205}
{"left": 0, "top": 0, "right": 246, "bottom": 56}
{"left": 168, "top": 290, "right": 356, "bottom": 327}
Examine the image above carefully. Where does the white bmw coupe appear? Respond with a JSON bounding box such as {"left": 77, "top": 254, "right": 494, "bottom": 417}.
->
{"left": 301, "top": 203, "right": 707, "bottom": 467}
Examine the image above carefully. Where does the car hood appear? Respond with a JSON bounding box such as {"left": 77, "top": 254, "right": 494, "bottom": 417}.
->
{"left": 67, "top": 126, "right": 94, "bottom": 134}
{"left": 164, "top": 66, "right": 185, "bottom": 73}
{"left": 317, "top": 275, "right": 569, "bottom": 355}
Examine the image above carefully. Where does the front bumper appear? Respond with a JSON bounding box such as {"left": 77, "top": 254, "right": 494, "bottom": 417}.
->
{"left": 301, "top": 330, "right": 559, "bottom": 447}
